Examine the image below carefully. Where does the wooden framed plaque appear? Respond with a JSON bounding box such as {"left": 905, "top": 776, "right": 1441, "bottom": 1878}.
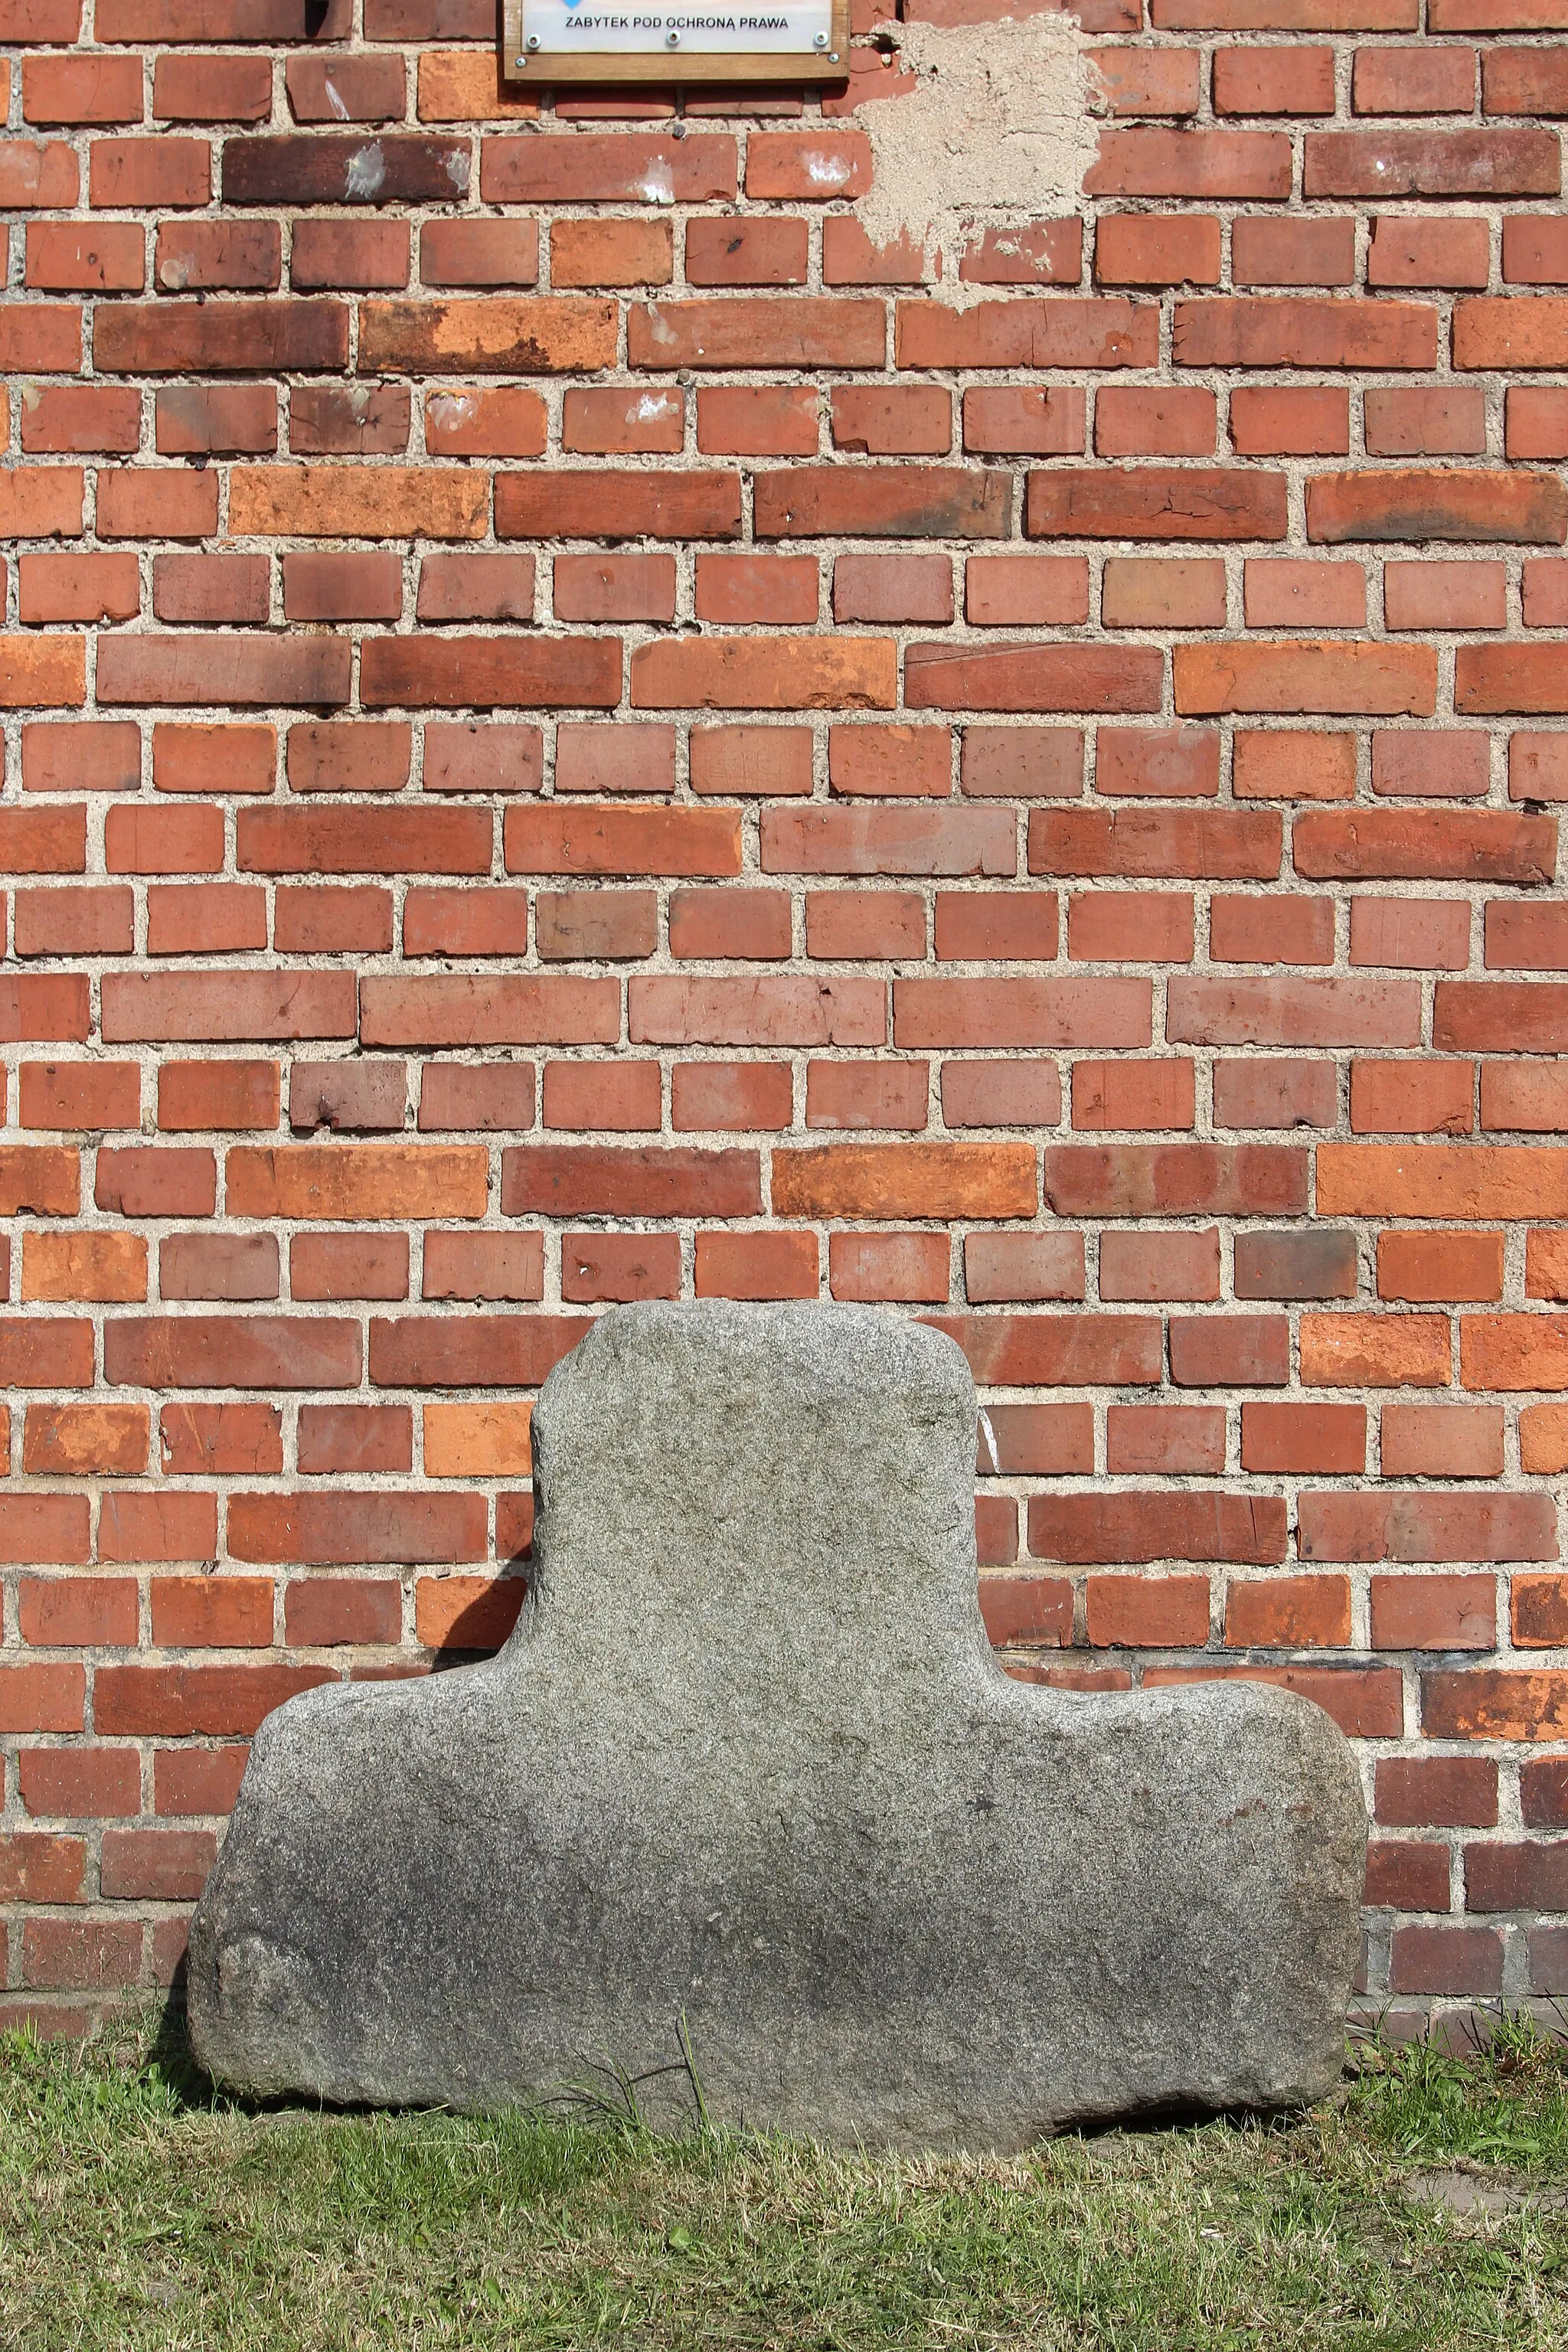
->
{"left": 501, "top": 0, "right": 851, "bottom": 81}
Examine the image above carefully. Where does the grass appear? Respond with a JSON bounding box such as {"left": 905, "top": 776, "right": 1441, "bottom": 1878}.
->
{"left": 2, "top": 2009, "right": 1566, "bottom": 2349}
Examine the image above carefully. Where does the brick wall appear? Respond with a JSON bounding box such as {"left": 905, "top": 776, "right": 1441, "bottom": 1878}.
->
{"left": 2, "top": 0, "right": 1567, "bottom": 2039}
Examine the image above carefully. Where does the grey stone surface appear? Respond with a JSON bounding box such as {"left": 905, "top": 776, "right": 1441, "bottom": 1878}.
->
{"left": 187, "top": 1302, "right": 1367, "bottom": 2145}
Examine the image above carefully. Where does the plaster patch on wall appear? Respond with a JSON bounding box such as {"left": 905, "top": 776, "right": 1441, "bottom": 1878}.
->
{"left": 855, "top": 15, "right": 1102, "bottom": 286}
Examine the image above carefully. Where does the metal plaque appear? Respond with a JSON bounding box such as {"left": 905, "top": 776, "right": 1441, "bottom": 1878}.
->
{"left": 501, "top": 0, "right": 851, "bottom": 81}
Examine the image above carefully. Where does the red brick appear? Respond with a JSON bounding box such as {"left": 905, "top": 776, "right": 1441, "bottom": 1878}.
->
{"left": 152, "top": 220, "right": 282, "bottom": 296}
{"left": 424, "top": 387, "right": 547, "bottom": 459}
{"left": 532, "top": 891, "right": 657, "bottom": 963}
{"left": 1067, "top": 891, "right": 1193, "bottom": 963}
{"left": 801, "top": 891, "right": 919, "bottom": 962}
{"left": 22, "top": 1919, "right": 142, "bottom": 1992}
{"left": 159, "top": 1402, "right": 283, "bottom": 1477}
{"left": 822, "top": 219, "right": 925, "bottom": 286}
{"left": 560, "top": 387, "right": 682, "bottom": 457}
{"left": 1242, "top": 1402, "right": 1366, "bottom": 1472}
{"left": 152, "top": 722, "right": 274, "bottom": 795}
{"left": 19, "top": 1578, "right": 130, "bottom": 1645}
{"left": 18, "top": 1748, "right": 139, "bottom": 1820}
{"left": 834, "top": 554, "right": 954, "bottom": 626}
{"left": 804, "top": 1060, "right": 925, "bottom": 1132}
{"left": 1179, "top": 296, "right": 1437, "bottom": 369}
{"left": 1232, "top": 217, "right": 1356, "bottom": 286}
{"left": 964, "top": 388, "right": 1086, "bottom": 457}
{"left": 630, "top": 297, "right": 884, "bottom": 371}
{"left": 1171, "top": 1313, "right": 1290, "bottom": 1386}
{"left": 420, "top": 724, "right": 542, "bottom": 800}
{"left": 632, "top": 975, "right": 883, "bottom": 1048}
{"left": 286, "top": 1580, "right": 402, "bottom": 1647}
{"left": 965, "top": 557, "right": 1088, "bottom": 628}
{"left": 1310, "top": 127, "right": 1560, "bottom": 197}
{"left": 1390, "top": 1924, "right": 1502, "bottom": 1995}
{"left": 669, "top": 887, "right": 792, "bottom": 959}
{"left": 296, "top": 1404, "right": 410, "bottom": 1474}
{"left": 979, "top": 1576, "right": 1073, "bottom": 1647}
{"left": 1029, "top": 466, "right": 1285, "bottom": 544}
{"left": 1043, "top": 1142, "right": 1306, "bottom": 1215}
{"left": 561, "top": 1231, "right": 681, "bottom": 1304}
{"left": 27, "top": 221, "right": 145, "bottom": 293}
{"left": 824, "top": 1230, "right": 946, "bottom": 1302}
{"left": 963, "top": 1233, "right": 1083, "bottom": 1303}
{"left": 480, "top": 131, "right": 734, "bottom": 204}
{"left": 1102, "top": 561, "right": 1227, "bottom": 630}
{"left": 632, "top": 635, "right": 895, "bottom": 713}
{"left": 423, "top": 1234, "right": 543, "bottom": 1303}
{"left": 1178, "top": 641, "right": 1436, "bottom": 718}
{"left": 1304, "top": 1491, "right": 1552, "bottom": 1566}
{"left": 1236, "top": 1230, "right": 1359, "bottom": 1301}
{"left": 1358, "top": 44, "right": 1475, "bottom": 112}
{"left": 153, "top": 53, "right": 272, "bottom": 122}
{"left": 155, "top": 1061, "right": 277, "bottom": 1134}
{"left": 1370, "top": 732, "right": 1491, "bottom": 801}
{"left": 556, "top": 722, "right": 674, "bottom": 797}
{"left": 1350, "top": 1059, "right": 1474, "bottom": 1135}
{"left": 1377, "top": 1756, "right": 1496, "bottom": 1830}
{"left": 1031, "top": 1493, "right": 1286, "bottom": 1566}
{"left": 1225, "top": 1576, "right": 1352, "bottom": 1648}
{"left": 1106, "top": 1405, "right": 1225, "bottom": 1475}
{"left": 694, "top": 1230, "right": 818, "bottom": 1299}
{"left": 1095, "top": 214, "right": 1221, "bottom": 287}
{"left": 420, "top": 219, "right": 538, "bottom": 291}
{"left": 24, "top": 1400, "right": 148, "bottom": 1475}
{"left": 1097, "top": 388, "right": 1218, "bottom": 459}
{"left": 542, "top": 1061, "right": 661, "bottom": 1132}
{"left": 1073, "top": 1058, "right": 1196, "bottom": 1131}
{"left": 292, "top": 217, "right": 409, "bottom": 292}
{"left": 0, "top": 139, "right": 78, "bottom": 207}
{"left": 1090, "top": 46, "right": 1201, "bottom": 113}
{"left": 501, "top": 1146, "right": 760, "bottom": 1219}
{"left": 687, "top": 217, "right": 808, "bottom": 286}
{"left": 960, "top": 729, "right": 1083, "bottom": 802}
{"left": 1367, "top": 217, "right": 1491, "bottom": 294}
{"left": 90, "top": 136, "right": 208, "bottom": 208}
{"left": 21, "top": 390, "right": 141, "bottom": 459}
{"left": 151, "top": 555, "right": 267, "bottom": 627}
{"left": 1423, "top": 1671, "right": 1568, "bottom": 1745}
{"left": 831, "top": 386, "right": 951, "bottom": 456}
{"left": 894, "top": 298, "right": 1156, "bottom": 372}
{"left": 1377, "top": 1234, "right": 1503, "bottom": 1309}
{"left": 1243, "top": 559, "right": 1365, "bottom": 629}
{"left": 1312, "top": 469, "right": 1565, "bottom": 547}
{"left": 1210, "top": 893, "right": 1334, "bottom": 964}
{"left": 1215, "top": 42, "right": 1335, "bottom": 110}
{"left": 1086, "top": 1574, "right": 1211, "bottom": 1646}
{"left": 698, "top": 386, "right": 818, "bottom": 459}
{"left": 290, "top": 382, "right": 409, "bottom": 454}
{"left": 1099, "top": 1227, "right": 1218, "bottom": 1300}
{"left": 1230, "top": 386, "right": 1351, "bottom": 455}
{"left": 1214, "top": 1059, "right": 1338, "bottom": 1129}
{"left": 551, "top": 217, "right": 672, "bottom": 289}
{"left": 695, "top": 556, "right": 817, "bottom": 627}
{"left": 22, "top": 1231, "right": 140, "bottom": 1303}
{"left": 895, "top": 976, "right": 1148, "bottom": 1052}
{"left": 668, "top": 1063, "right": 789, "bottom": 1134}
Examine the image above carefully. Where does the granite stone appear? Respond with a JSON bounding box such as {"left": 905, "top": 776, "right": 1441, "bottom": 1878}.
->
{"left": 187, "top": 1301, "right": 1367, "bottom": 2145}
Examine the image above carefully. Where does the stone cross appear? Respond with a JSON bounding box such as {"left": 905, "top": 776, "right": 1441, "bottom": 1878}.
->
{"left": 188, "top": 1302, "right": 1367, "bottom": 2146}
